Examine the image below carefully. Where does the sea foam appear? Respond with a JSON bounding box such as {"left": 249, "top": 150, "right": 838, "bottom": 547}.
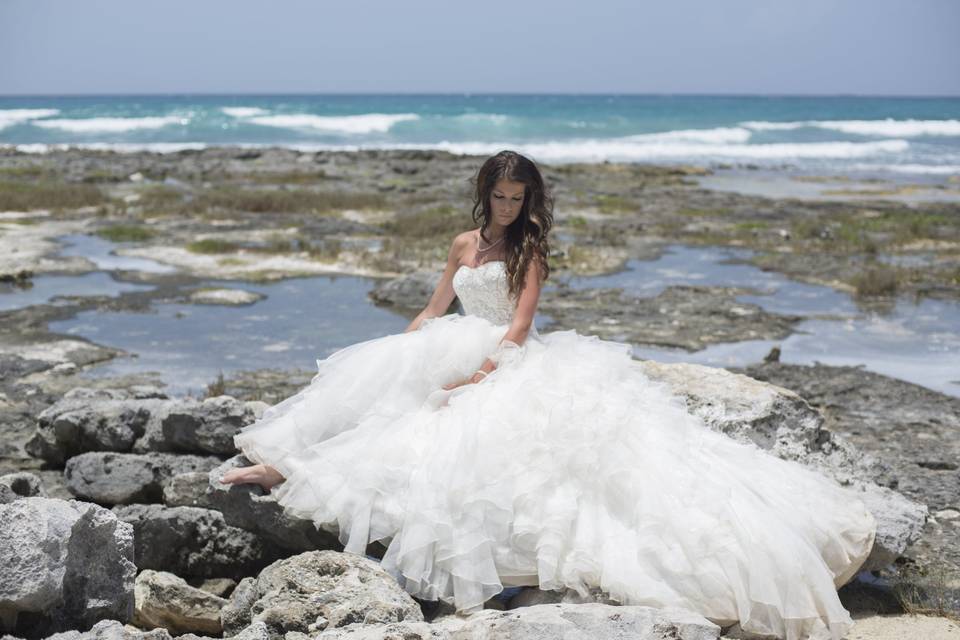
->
{"left": 248, "top": 113, "right": 419, "bottom": 134}
{"left": 743, "top": 119, "right": 960, "bottom": 137}
{"left": 221, "top": 107, "right": 269, "bottom": 118}
{"left": 32, "top": 115, "right": 189, "bottom": 133}
{"left": 0, "top": 108, "right": 60, "bottom": 130}
{"left": 625, "top": 127, "right": 752, "bottom": 144}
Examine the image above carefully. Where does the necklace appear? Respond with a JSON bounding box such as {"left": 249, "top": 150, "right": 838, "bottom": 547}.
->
{"left": 477, "top": 230, "right": 504, "bottom": 253}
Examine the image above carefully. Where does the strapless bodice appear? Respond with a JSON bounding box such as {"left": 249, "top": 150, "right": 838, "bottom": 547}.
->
{"left": 451, "top": 261, "right": 522, "bottom": 327}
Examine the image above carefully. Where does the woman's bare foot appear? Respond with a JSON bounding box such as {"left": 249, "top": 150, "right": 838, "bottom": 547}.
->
{"left": 220, "top": 464, "right": 285, "bottom": 491}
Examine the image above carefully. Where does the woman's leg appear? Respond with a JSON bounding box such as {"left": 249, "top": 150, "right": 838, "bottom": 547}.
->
{"left": 220, "top": 464, "right": 285, "bottom": 490}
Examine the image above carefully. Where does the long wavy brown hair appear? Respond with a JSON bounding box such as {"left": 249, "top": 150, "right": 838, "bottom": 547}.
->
{"left": 470, "top": 150, "right": 553, "bottom": 301}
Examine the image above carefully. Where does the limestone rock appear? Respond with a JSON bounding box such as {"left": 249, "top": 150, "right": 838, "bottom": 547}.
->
{"left": 207, "top": 457, "right": 340, "bottom": 552}
{"left": 0, "top": 472, "right": 46, "bottom": 504}
{"left": 37, "top": 619, "right": 172, "bottom": 640}
{"left": 26, "top": 388, "right": 166, "bottom": 464}
{"left": 133, "top": 570, "right": 227, "bottom": 636}
{"left": 222, "top": 551, "right": 422, "bottom": 639}
{"left": 112, "top": 504, "right": 284, "bottom": 579}
{"left": 159, "top": 396, "right": 261, "bottom": 455}
{"left": 65, "top": 452, "right": 222, "bottom": 505}
{"left": 163, "top": 472, "right": 215, "bottom": 509}
{"left": 0, "top": 498, "right": 135, "bottom": 637}
{"left": 314, "top": 602, "right": 720, "bottom": 640}
{"left": 637, "top": 360, "right": 929, "bottom": 572}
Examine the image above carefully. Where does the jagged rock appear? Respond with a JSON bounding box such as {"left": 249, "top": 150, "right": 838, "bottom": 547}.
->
{"left": 313, "top": 602, "right": 720, "bottom": 640}
{"left": 637, "top": 360, "right": 928, "bottom": 571}
{"left": 26, "top": 388, "right": 263, "bottom": 462}
{"left": 191, "top": 578, "right": 236, "bottom": 599}
{"left": 0, "top": 472, "right": 46, "bottom": 504}
{"left": 0, "top": 498, "right": 135, "bottom": 638}
{"left": 221, "top": 551, "right": 422, "bottom": 639}
{"left": 220, "top": 578, "right": 257, "bottom": 637}
{"left": 26, "top": 388, "right": 167, "bottom": 464}
{"left": 207, "top": 457, "right": 340, "bottom": 552}
{"left": 132, "top": 570, "right": 227, "bottom": 636}
{"left": 112, "top": 504, "right": 284, "bottom": 580}
{"left": 65, "top": 452, "right": 222, "bottom": 505}
{"left": 163, "top": 472, "right": 215, "bottom": 509}
{"left": 157, "top": 396, "right": 262, "bottom": 455}
{"left": 36, "top": 619, "right": 172, "bottom": 640}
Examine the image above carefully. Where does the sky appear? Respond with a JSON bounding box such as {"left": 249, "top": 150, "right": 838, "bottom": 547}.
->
{"left": 1, "top": 0, "right": 958, "bottom": 96}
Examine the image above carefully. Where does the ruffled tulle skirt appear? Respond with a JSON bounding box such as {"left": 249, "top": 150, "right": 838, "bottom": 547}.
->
{"left": 233, "top": 313, "right": 876, "bottom": 640}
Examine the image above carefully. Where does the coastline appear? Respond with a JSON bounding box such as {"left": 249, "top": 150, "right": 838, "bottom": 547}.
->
{"left": 0, "top": 146, "right": 958, "bottom": 637}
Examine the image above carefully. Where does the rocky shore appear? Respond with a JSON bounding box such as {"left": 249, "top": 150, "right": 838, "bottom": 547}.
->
{"left": 1, "top": 147, "right": 959, "bottom": 638}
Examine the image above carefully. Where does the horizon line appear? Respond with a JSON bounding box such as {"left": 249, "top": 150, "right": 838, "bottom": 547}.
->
{"left": 1, "top": 90, "right": 959, "bottom": 100}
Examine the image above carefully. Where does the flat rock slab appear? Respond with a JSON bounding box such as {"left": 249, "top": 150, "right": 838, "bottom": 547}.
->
{"left": 310, "top": 602, "right": 720, "bottom": 640}
{"left": 538, "top": 284, "right": 801, "bottom": 351}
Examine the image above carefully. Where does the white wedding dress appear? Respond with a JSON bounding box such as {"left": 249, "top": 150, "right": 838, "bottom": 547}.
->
{"left": 233, "top": 260, "right": 877, "bottom": 640}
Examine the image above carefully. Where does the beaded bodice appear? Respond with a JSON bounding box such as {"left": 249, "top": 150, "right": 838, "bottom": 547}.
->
{"left": 452, "top": 261, "right": 523, "bottom": 327}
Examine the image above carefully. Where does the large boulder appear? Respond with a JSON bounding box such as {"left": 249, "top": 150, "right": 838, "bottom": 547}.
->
{"left": 133, "top": 570, "right": 227, "bottom": 636}
{"left": 26, "top": 388, "right": 168, "bottom": 464}
{"left": 0, "top": 498, "right": 136, "bottom": 638}
{"left": 112, "top": 504, "right": 284, "bottom": 579}
{"left": 27, "top": 388, "right": 265, "bottom": 463}
{"left": 158, "top": 396, "right": 266, "bottom": 455}
{"left": 221, "top": 551, "right": 422, "bottom": 639}
{"left": 310, "top": 602, "right": 720, "bottom": 640}
{"left": 65, "top": 452, "right": 222, "bottom": 505}
{"left": 637, "top": 360, "right": 928, "bottom": 571}
{"left": 207, "top": 457, "right": 341, "bottom": 553}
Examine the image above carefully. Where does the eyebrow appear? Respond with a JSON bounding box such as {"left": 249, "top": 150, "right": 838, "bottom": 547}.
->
{"left": 494, "top": 190, "right": 524, "bottom": 197}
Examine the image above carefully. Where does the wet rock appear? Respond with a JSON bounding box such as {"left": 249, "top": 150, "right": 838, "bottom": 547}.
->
{"left": 313, "top": 602, "right": 720, "bottom": 640}
{"left": 65, "top": 452, "right": 222, "bottom": 505}
{"left": 207, "top": 456, "right": 341, "bottom": 553}
{"left": 0, "top": 472, "right": 45, "bottom": 504}
{"left": 539, "top": 284, "right": 800, "bottom": 351}
{"left": 188, "top": 289, "right": 264, "bottom": 306}
{"left": 0, "top": 497, "right": 135, "bottom": 638}
{"left": 132, "top": 570, "right": 227, "bottom": 636}
{"left": 222, "top": 551, "right": 422, "bottom": 639}
{"left": 112, "top": 504, "right": 284, "bottom": 580}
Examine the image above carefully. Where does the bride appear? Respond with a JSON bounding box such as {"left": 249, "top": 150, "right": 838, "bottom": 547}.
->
{"left": 221, "top": 150, "right": 876, "bottom": 640}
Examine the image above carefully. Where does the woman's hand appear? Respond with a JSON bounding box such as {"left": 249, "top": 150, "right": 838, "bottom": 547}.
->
{"left": 441, "top": 370, "right": 487, "bottom": 391}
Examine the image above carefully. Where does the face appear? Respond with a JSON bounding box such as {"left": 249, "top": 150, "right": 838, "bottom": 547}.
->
{"left": 490, "top": 178, "right": 526, "bottom": 226}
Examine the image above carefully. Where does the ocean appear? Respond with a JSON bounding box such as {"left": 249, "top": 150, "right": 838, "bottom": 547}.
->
{"left": 1, "top": 94, "right": 958, "bottom": 179}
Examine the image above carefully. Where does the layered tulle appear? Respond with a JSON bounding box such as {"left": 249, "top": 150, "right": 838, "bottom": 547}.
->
{"left": 233, "top": 312, "right": 876, "bottom": 640}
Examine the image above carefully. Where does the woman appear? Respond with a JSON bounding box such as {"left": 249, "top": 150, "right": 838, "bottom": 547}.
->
{"left": 222, "top": 150, "right": 876, "bottom": 640}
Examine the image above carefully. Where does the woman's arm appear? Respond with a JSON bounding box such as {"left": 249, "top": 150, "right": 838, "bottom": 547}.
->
{"left": 404, "top": 232, "right": 469, "bottom": 333}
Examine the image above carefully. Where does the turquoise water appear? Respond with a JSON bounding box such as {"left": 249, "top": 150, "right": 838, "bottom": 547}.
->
{"left": 2, "top": 94, "right": 959, "bottom": 176}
